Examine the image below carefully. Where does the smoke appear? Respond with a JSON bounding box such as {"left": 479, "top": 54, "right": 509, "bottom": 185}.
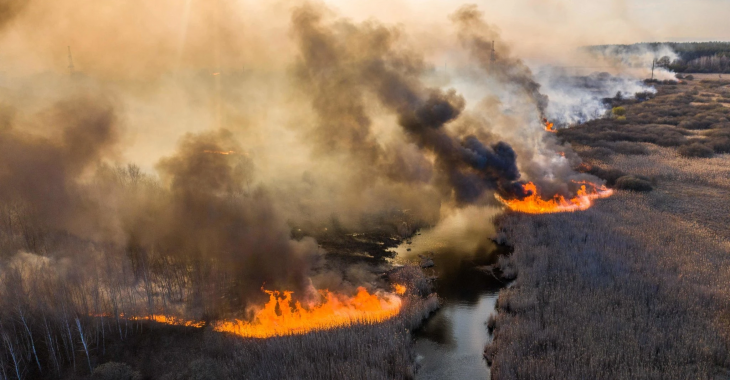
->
{"left": 0, "top": 87, "right": 321, "bottom": 312}
{"left": 147, "top": 129, "right": 320, "bottom": 312}
{"left": 291, "top": 4, "right": 530, "bottom": 203}
{"left": 0, "top": 91, "right": 121, "bottom": 242}
{"left": 0, "top": 0, "right": 678, "bottom": 322}
{"left": 0, "top": 0, "right": 28, "bottom": 30}
{"left": 585, "top": 43, "right": 680, "bottom": 81}
{"left": 452, "top": 5, "right": 549, "bottom": 117}
{"left": 538, "top": 69, "right": 656, "bottom": 125}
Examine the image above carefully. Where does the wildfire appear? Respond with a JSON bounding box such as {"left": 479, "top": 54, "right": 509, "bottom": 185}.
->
{"left": 213, "top": 287, "right": 402, "bottom": 338}
{"left": 146, "top": 315, "right": 205, "bottom": 328}
{"left": 543, "top": 118, "right": 556, "bottom": 133}
{"left": 92, "top": 287, "right": 401, "bottom": 339}
{"left": 393, "top": 284, "right": 406, "bottom": 295}
{"left": 92, "top": 313, "right": 205, "bottom": 328}
{"left": 497, "top": 181, "right": 613, "bottom": 214}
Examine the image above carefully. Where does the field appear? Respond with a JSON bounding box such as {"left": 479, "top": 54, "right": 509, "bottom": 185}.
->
{"left": 487, "top": 77, "right": 730, "bottom": 379}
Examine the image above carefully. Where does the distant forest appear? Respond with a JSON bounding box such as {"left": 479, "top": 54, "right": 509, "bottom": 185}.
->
{"left": 588, "top": 42, "right": 730, "bottom": 73}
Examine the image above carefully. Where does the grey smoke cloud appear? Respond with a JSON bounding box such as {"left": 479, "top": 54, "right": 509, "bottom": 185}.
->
{"left": 0, "top": 0, "right": 654, "bottom": 321}
{"left": 292, "top": 4, "right": 530, "bottom": 203}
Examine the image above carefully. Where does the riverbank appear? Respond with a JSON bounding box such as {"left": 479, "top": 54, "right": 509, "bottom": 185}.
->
{"left": 486, "top": 78, "right": 730, "bottom": 379}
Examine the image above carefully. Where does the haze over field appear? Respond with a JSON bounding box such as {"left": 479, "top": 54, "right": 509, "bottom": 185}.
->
{"left": 0, "top": 1, "right": 729, "bottom": 379}
{"left": 0, "top": 0, "right": 722, "bottom": 326}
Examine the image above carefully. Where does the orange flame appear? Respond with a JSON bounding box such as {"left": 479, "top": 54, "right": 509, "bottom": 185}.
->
{"left": 213, "top": 287, "right": 402, "bottom": 338}
{"left": 148, "top": 315, "right": 205, "bottom": 328}
{"left": 89, "top": 313, "right": 205, "bottom": 327}
{"left": 90, "top": 287, "right": 401, "bottom": 338}
{"left": 497, "top": 181, "right": 613, "bottom": 214}
{"left": 543, "top": 118, "right": 556, "bottom": 133}
{"left": 393, "top": 284, "right": 406, "bottom": 295}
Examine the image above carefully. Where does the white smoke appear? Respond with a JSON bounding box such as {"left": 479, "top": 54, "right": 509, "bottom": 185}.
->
{"left": 586, "top": 43, "right": 680, "bottom": 80}
{"left": 536, "top": 68, "right": 657, "bottom": 126}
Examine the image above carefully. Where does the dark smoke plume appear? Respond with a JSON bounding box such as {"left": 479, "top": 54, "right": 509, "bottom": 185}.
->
{"left": 0, "top": 90, "right": 320, "bottom": 315}
{"left": 452, "top": 5, "right": 549, "bottom": 117}
{"left": 150, "top": 129, "right": 320, "bottom": 312}
{"left": 292, "top": 5, "right": 530, "bottom": 203}
{"left": 0, "top": 0, "right": 29, "bottom": 30}
{"left": 0, "top": 94, "right": 120, "bottom": 243}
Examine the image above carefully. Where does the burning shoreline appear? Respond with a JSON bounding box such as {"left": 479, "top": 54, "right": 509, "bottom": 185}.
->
{"left": 496, "top": 181, "right": 614, "bottom": 214}
{"left": 214, "top": 287, "right": 403, "bottom": 338}
{"left": 95, "top": 287, "right": 404, "bottom": 339}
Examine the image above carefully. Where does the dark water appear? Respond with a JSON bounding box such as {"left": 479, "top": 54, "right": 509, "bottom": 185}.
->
{"left": 394, "top": 233, "right": 509, "bottom": 380}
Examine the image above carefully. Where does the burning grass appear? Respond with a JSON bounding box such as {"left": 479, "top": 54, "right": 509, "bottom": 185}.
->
{"left": 496, "top": 181, "right": 613, "bottom": 214}
{"left": 214, "top": 287, "right": 402, "bottom": 339}
{"left": 543, "top": 118, "right": 556, "bottom": 133}
{"left": 0, "top": 251, "right": 435, "bottom": 380}
{"left": 487, "top": 78, "right": 730, "bottom": 379}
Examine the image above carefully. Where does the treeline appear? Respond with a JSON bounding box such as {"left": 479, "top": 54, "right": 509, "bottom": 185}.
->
{"left": 668, "top": 55, "right": 730, "bottom": 74}
{"left": 588, "top": 42, "right": 730, "bottom": 73}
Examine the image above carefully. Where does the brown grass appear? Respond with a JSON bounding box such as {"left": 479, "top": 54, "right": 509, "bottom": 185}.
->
{"left": 489, "top": 78, "right": 730, "bottom": 379}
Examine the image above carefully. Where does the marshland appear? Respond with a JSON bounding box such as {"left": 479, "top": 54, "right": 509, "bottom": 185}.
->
{"left": 0, "top": 1, "right": 728, "bottom": 379}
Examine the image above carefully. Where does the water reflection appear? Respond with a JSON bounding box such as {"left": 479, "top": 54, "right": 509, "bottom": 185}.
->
{"left": 394, "top": 229, "right": 509, "bottom": 380}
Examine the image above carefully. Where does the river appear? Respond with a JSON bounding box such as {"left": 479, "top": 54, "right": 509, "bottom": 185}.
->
{"left": 393, "top": 231, "right": 510, "bottom": 380}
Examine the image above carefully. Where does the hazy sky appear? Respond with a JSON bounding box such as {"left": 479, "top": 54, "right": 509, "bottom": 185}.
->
{"left": 2, "top": 0, "right": 727, "bottom": 77}
{"left": 327, "top": 0, "right": 730, "bottom": 57}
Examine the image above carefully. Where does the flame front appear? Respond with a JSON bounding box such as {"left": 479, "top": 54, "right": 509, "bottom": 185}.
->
{"left": 543, "top": 118, "right": 556, "bottom": 133}
{"left": 213, "top": 287, "right": 402, "bottom": 338}
{"left": 94, "top": 287, "right": 401, "bottom": 338}
{"left": 147, "top": 315, "right": 205, "bottom": 328}
{"left": 393, "top": 284, "right": 406, "bottom": 295}
{"left": 497, "top": 181, "right": 613, "bottom": 214}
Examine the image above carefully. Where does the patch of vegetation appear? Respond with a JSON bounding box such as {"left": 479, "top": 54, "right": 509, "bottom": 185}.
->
{"left": 614, "top": 175, "right": 653, "bottom": 192}
{"left": 612, "top": 106, "right": 626, "bottom": 117}
{"left": 489, "top": 76, "right": 730, "bottom": 379}
{"left": 559, "top": 78, "right": 730, "bottom": 157}
{"left": 678, "top": 142, "right": 715, "bottom": 158}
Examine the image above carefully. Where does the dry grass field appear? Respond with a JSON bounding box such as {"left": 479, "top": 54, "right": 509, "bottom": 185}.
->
{"left": 487, "top": 78, "right": 730, "bottom": 379}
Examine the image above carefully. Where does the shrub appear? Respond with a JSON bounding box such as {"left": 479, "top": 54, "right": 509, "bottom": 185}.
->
{"left": 612, "top": 106, "right": 627, "bottom": 117}
{"left": 685, "top": 74, "right": 694, "bottom": 80}
{"left": 609, "top": 141, "right": 650, "bottom": 155}
{"left": 583, "top": 147, "right": 615, "bottom": 160}
{"left": 497, "top": 255, "right": 517, "bottom": 280}
{"left": 614, "top": 175, "right": 653, "bottom": 192}
{"left": 635, "top": 91, "right": 655, "bottom": 101}
{"left": 678, "top": 142, "right": 714, "bottom": 158}
{"left": 679, "top": 119, "right": 713, "bottom": 130}
{"left": 579, "top": 166, "right": 627, "bottom": 187}
{"left": 92, "top": 362, "right": 142, "bottom": 380}
{"left": 705, "top": 136, "right": 730, "bottom": 153}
